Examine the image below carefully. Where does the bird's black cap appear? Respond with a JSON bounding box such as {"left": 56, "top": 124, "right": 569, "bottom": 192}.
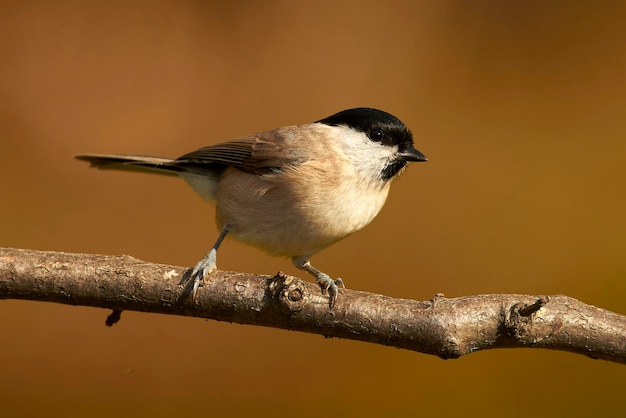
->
{"left": 317, "top": 108, "right": 424, "bottom": 157}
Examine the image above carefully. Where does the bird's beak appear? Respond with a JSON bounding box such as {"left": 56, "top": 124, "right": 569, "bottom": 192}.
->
{"left": 401, "top": 145, "right": 427, "bottom": 162}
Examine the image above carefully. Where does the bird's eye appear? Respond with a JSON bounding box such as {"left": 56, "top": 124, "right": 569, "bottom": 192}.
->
{"left": 368, "top": 128, "right": 383, "bottom": 142}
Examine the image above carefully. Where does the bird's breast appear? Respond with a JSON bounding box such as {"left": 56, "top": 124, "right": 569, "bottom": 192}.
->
{"left": 214, "top": 163, "right": 391, "bottom": 257}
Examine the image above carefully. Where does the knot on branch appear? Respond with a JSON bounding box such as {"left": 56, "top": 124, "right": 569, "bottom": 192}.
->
{"left": 502, "top": 296, "right": 562, "bottom": 345}
{"left": 517, "top": 296, "right": 550, "bottom": 317}
{"left": 267, "top": 272, "right": 310, "bottom": 313}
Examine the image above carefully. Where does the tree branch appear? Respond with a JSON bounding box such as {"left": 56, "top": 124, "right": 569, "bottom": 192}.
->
{"left": 1, "top": 247, "right": 624, "bottom": 364}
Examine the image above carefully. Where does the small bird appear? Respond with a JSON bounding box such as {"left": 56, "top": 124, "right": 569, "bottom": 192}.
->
{"left": 77, "top": 108, "right": 427, "bottom": 307}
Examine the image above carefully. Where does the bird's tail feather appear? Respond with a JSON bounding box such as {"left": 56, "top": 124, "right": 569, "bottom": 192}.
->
{"left": 75, "top": 154, "right": 182, "bottom": 177}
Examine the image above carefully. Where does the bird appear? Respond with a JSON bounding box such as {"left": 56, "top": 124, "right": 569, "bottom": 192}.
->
{"left": 76, "top": 107, "right": 427, "bottom": 307}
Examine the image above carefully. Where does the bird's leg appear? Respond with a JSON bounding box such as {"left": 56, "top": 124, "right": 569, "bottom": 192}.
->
{"left": 293, "top": 257, "right": 345, "bottom": 308}
{"left": 189, "top": 225, "right": 230, "bottom": 300}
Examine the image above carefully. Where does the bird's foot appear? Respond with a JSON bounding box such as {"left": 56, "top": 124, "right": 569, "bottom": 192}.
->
{"left": 316, "top": 274, "right": 345, "bottom": 308}
{"left": 188, "top": 249, "right": 217, "bottom": 301}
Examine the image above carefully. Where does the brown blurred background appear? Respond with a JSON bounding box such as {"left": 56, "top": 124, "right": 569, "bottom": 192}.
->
{"left": 1, "top": 1, "right": 625, "bottom": 417}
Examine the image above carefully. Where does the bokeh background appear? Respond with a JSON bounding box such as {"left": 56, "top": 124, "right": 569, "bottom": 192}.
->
{"left": 1, "top": 1, "right": 625, "bottom": 417}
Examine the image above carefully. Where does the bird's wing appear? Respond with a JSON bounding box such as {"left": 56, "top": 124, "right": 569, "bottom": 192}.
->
{"left": 175, "top": 127, "right": 307, "bottom": 175}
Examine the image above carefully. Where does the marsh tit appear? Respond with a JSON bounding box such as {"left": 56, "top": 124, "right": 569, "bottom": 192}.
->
{"left": 77, "top": 108, "right": 427, "bottom": 307}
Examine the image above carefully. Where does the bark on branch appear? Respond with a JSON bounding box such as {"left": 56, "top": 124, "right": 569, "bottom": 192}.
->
{"left": 1, "top": 247, "right": 625, "bottom": 364}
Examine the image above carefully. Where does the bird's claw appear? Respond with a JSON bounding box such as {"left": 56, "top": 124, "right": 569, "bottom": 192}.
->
{"left": 316, "top": 274, "right": 344, "bottom": 308}
{"left": 188, "top": 249, "right": 217, "bottom": 302}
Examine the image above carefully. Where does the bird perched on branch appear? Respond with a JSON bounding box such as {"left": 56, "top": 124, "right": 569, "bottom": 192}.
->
{"left": 77, "top": 108, "right": 427, "bottom": 307}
